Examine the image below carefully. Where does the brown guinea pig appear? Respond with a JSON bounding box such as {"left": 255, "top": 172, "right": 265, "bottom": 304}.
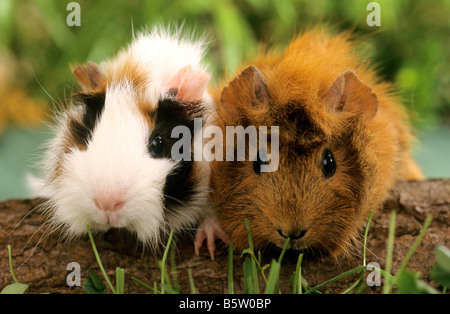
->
{"left": 206, "top": 28, "right": 423, "bottom": 258}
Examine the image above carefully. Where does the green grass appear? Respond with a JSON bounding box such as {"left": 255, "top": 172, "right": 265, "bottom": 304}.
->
{"left": 0, "top": 245, "right": 29, "bottom": 294}
{"left": 127, "top": 211, "right": 447, "bottom": 294}
{"left": 383, "top": 210, "right": 397, "bottom": 294}
{"left": 2, "top": 211, "right": 449, "bottom": 294}
{"left": 227, "top": 243, "right": 234, "bottom": 293}
{"left": 85, "top": 224, "right": 120, "bottom": 294}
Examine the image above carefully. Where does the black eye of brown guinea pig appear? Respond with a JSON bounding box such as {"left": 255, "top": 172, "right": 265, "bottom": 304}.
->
{"left": 207, "top": 29, "right": 423, "bottom": 258}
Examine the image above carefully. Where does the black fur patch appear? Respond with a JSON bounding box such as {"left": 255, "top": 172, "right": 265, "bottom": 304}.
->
{"left": 332, "top": 122, "right": 365, "bottom": 208}
{"left": 276, "top": 103, "right": 326, "bottom": 147}
{"left": 149, "top": 97, "right": 205, "bottom": 210}
{"left": 69, "top": 92, "right": 106, "bottom": 148}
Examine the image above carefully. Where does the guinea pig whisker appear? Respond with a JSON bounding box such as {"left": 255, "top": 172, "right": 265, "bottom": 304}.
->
{"left": 0, "top": 202, "right": 41, "bottom": 244}
{"left": 32, "top": 69, "right": 59, "bottom": 108}
{"left": 163, "top": 194, "right": 190, "bottom": 208}
{"left": 17, "top": 222, "right": 57, "bottom": 271}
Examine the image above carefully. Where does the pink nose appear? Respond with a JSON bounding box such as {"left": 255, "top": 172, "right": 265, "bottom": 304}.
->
{"left": 93, "top": 197, "right": 125, "bottom": 212}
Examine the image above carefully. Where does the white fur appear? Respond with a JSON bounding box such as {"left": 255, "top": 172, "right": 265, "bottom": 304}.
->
{"left": 30, "top": 26, "right": 213, "bottom": 249}
{"left": 132, "top": 27, "right": 208, "bottom": 104}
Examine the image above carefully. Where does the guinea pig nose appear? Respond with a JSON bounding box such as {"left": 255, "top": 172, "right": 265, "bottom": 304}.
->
{"left": 93, "top": 197, "right": 125, "bottom": 212}
{"left": 277, "top": 228, "right": 307, "bottom": 240}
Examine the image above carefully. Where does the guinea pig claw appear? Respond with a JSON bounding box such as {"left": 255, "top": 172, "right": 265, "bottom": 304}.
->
{"left": 194, "top": 217, "right": 230, "bottom": 260}
{"left": 194, "top": 229, "right": 209, "bottom": 258}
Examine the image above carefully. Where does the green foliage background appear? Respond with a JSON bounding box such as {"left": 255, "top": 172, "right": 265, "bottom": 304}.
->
{"left": 0, "top": 0, "right": 449, "bottom": 199}
{"left": 1, "top": 0, "right": 449, "bottom": 127}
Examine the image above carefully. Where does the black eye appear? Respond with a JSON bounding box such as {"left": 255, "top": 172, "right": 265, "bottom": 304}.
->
{"left": 149, "top": 135, "right": 165, "bottom": 158}
{"left": 322, "top": 149, "right": 336, "bottom": 178}
{"left": 253, "top": 150, "right": 269, "bottom": 175}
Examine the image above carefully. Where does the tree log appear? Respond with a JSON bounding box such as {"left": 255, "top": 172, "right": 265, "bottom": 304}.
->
{"left": 0, "top": 180, "right": 449, "bottom": 294}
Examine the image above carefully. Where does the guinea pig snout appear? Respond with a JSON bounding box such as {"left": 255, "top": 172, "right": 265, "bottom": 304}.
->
{"left": 93, "top": 196, "right": 125, "bottom": 212}
{"left": 276, "top": 228, "right": 307, "bottom": 241}
{"left": 91, "top": 184, "right": 128, "bottom": 212}
{"left": 91, "top": 190, "right": 127, "bottom": 226}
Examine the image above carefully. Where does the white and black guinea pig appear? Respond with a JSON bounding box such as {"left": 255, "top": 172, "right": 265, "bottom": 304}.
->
{"left": 29, "top": 26, "right": 213, "bottom": 249}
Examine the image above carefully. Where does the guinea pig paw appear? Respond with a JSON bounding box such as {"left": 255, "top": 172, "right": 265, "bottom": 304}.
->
{"left": 194, "top": 216, "right": 230, "bottom": 261}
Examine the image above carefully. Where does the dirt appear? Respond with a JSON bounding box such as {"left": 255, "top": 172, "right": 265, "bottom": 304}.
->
{"left": 0, "top": 179, "right": 449, "bottom": 294}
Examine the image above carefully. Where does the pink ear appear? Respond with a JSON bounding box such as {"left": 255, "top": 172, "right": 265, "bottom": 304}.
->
{"left": 325, "top": 70, "right": 378, "bottom": 120}
{"left": 167, "top": 65, "right": 210, "bottom": 102}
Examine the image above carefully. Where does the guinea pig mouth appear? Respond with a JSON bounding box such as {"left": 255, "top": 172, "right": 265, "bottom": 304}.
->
{"left": 274, "top": 228, "right": 308, "bottom": 250}
{"left": 96, "top": 210, "right": 123, "bottom": 227}
{"left": 273, "top": 235, "right": 308, "bottom": 251}
{"left": 280, "top": 240, "right": 307, "bottom": 251}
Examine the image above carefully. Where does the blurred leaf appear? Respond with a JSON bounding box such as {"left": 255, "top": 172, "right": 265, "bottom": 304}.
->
{"left": 430, "top": 264, "right": 450, "bottom": 288}
{"left": 1, "top": 282, "right": 29, "bottom": 294}
{"left": 430, "top": 245, "right": 450, "bottom": 288}
{"left": 396, "top": 269, "right": 438, "bottom": 294}
{"left": 434, "top": 245, "right": 450, "bottom": 273}
{"left": 83, "top": 269, "right": 106, "bottom": 294}
{"left": 0, "top": 0, "right": 13, "bottom": 45}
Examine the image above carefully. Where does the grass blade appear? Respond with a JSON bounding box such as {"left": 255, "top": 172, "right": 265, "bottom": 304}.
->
{"left": 243, "top": 257, "right": 254, "bottom": 294}
{"left": 341, "top": 210, "right": 373, "bottom": 294}
{"left": 362, "top": 210, "right": 373, "bottom": 267}
{"left": 292, "top": 253, "right": 304, "bottom": 294}
{"left": 160, "top": 230, "right": 174, "bottom": 294}
{"left": 274, "top": 237, "right": 290, "bottom": 292}
{"left": 228, "top": 244, "right": 234, "bottom": 294}
{"left": 244, "top": 218, "right": 254, "bottom": 253}
{"left": 278, "top": 238, "right": 290, "bottom": 264}
{"left": 169, "top": 239, "right": 179, "bottom": 291}
{"left": 383, "top": 211, "right": 396, "bottom": 294}
{"left": 251, "top": 258, "right": 259, "bottom": 293}
{"left": 7, "top": 245, "right": 19, "bottom": 284}
{"left": 3, "top": 244, "right": 29, "bottom": 294}
{"left": 264, "top": 260, "right": 281, "bottom": 294}
{"left": 131, "top": 277, "right": 160, "bottom": 294}
{"left": 397, "top": 214, "right": 433, "bottom": 275}
{"left": 306, "top": 265, "right": 366, "bottom": 294}
{"left": 116, "top": 267, "right": 125, "bottom": 294}
{"left": 86, "top": 224, "right": 116, "bottom": 294}
{"left": 187, "top": 268, "right": 197, "bottom": 294}
{"left": 243, "top": 219, "right": 259, "bottom": 293}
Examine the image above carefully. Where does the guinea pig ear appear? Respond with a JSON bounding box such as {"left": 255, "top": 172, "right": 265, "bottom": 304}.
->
{"left": 72, "top": 62, "right": 106, "bottom": 92}
{"left": 221, "top": 65, "right": 270, "bottom": 112}
{"left": 325, "top": 70, "right": 378, "bottom": 120}
{"left": 166, "top": 65, "right": 210, "bottom": 102}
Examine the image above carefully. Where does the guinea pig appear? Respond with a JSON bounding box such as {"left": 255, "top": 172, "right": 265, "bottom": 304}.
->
{"left": 199, "top": 28, "right": 423, "bottom": 258}
{"left": 29, "top": 26, "right": 214, "bottom": 250}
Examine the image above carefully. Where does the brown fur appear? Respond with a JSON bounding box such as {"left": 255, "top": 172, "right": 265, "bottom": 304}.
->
{"left": 210, "top": 28, "right": 423, "bottom": 258}
{"left": 103, "top": 52, "right": 156, "bottom": 121}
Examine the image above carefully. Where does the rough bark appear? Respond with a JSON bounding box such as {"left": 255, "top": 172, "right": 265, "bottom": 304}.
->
{"left": 0, "top": 180, "right": 449, "bottom": 294}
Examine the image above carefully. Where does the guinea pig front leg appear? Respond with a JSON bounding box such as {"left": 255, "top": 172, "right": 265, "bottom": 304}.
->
{"left": 194, "top": 214, "right": 230, "bottom": 260}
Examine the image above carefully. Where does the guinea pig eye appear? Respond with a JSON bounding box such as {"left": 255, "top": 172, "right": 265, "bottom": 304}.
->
{"left": 149, "top": 135, "right": 165, "bottom": 158}
{"left": 253, "top": 150, "right": 269, "bottom": 175}
{"left": 322, "top": 149, "right": 336, "bottom": 178}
